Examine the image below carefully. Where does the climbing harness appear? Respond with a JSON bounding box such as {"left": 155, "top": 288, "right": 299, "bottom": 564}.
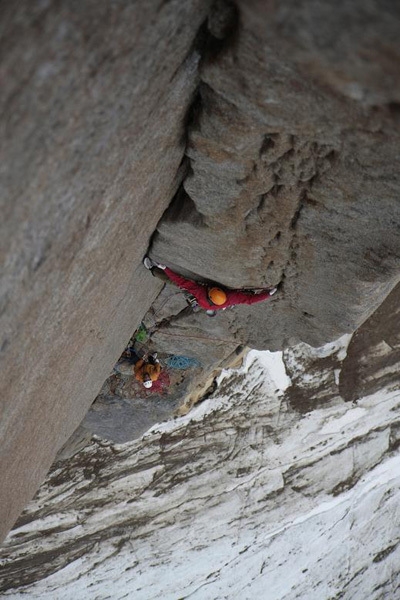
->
{"left": 184, "top": 293, "right": 201, "bottom": 312}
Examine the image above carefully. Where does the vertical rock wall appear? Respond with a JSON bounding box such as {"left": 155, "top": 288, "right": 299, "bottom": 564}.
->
{"left": 151, "top": 0, "right": 400, "bottom": 348}
{"left": 0, "top": 0, "right": 211, "bottom": 542}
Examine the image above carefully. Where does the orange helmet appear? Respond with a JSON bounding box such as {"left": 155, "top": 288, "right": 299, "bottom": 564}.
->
{"left": 208, "top": 287, "right": 227, "bottom": 306}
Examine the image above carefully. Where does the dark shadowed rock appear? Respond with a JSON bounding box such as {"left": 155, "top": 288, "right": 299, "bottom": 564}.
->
{"left": 339, "top": 281, "right": 400, "bottom": 403}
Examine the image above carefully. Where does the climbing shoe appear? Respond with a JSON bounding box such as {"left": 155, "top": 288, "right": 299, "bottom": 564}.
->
{"left": 143, "top": 256, "right": 154, "bottom": 270}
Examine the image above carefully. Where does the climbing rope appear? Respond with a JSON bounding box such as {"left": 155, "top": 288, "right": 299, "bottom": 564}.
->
{"left": 166, "top": 355, "right": 201, "bottom": 369}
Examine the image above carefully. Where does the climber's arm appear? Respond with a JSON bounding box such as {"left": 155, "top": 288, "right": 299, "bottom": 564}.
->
{"left": 164, "top": 267, "right": 207, "bottom": 298}
{"left": 226, "top": 289, "right": 273, "bottom": 306}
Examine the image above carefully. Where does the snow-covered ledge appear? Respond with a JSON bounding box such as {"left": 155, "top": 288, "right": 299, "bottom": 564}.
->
{"left": 1, "top": 337, "right": 400, "bottom": 599}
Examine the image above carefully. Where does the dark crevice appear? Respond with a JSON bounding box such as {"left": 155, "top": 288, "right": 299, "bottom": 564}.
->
{"left": 196, "top": 378, "right": 218, "bottom": 404}
{"left": 271, "top": 183, "right": 285, "bottom": 196}
{"left": 373, "top": 542, "right": 399, "bottom": 563}
{"left": 375, "top": 101, "right": 400, "bottom": 122}
{"left": 325, "top": 149, "right": 337, "bottom": 163}
{"left": 259, "top": 134, "right": 277, "bottom": 157}
{"left": 257, "top": 194, "right": 266, "bottom": 214}
{"left": 182, "top": 87, "right": 203, "bottom": 140}
{"left": 388, "top": 102, "right": 400, "bottom": 113}
{"left": 204, "top": 0, "right": 240, "bottom": 62}
{"left": 303, "top": 194, "right": 319, "bottom": 207}
{"left": 290, "top": 198, "right": 305, "bottom": 230}
{"left": 155, "top": 187, "right": 207, "bottom": 229}
{"left": 149, "top": 0, "right": 240, "bottom": 248}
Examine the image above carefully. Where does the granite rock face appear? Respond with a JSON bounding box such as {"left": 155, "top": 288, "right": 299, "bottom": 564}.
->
{"left": 151, "top": 0, "right": 400, "bottom": 349}
{"left": 2, "top": 0, "right": 400, "bottom": 544}
{"left": 0, "top": 0, "right": 212, "bottom": 542}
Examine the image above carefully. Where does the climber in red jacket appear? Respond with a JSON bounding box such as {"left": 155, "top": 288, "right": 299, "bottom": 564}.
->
{"left": 143, "top": 257, "right": 278, "bottom": 311}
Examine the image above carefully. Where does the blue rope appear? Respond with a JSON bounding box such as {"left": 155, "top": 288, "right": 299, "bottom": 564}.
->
{"left": 166, "top": 355, "right": 201, "bottom": 369}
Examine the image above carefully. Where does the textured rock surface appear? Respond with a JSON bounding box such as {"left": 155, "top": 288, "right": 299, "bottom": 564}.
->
{"left": 78, "top": 313, "right": 246, "bottom": 445}
{"left": 0, "top": 0, "right": 211, "bottom": 542}
{"left": 340, "top": 281, "right": 400, "bottom": 403}
{"left": 2, "top": 0, "right": 400, "bottom": 546}
{"left": 1, "top": 286, "right": 400, "bottom": 598}
{"left": 151, "top": 0, "right": 400, "bottom": 349}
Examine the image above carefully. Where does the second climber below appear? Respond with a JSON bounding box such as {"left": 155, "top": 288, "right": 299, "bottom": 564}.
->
{"left": 143, "top": 256, "right": 278, "bottom": 311}
{"left": 134, "top": 353, "right": 161, "bottom": 389}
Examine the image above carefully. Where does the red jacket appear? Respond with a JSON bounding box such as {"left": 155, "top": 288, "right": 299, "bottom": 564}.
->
{"left": 164, "top": 267, "right": 273, "bottom": 310}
